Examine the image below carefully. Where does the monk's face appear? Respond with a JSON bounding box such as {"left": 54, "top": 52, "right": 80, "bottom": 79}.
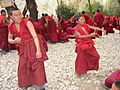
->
{"left": 1, "top": 12, "right": 6, "bottom": 16}
{"left": 11, "top": 10, "right": 22, "bottom": 23}
{"left": 77, "top": 16, "right": 86, "bottom": 25}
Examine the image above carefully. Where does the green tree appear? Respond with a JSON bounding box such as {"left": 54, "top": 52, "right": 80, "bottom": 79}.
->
{"left": 56, "top": 1, "right": 77, "bottom": 20}
{"left": 84, "top": 1, "right": 103, "bottom": 15}
{"left": 105, "top": 0, "right": 120, "bottom": 16}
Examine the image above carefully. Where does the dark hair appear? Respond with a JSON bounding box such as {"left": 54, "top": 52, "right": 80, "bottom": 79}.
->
{"left": 115, "top": 80, "right": 120, "bottom": 89}
{"left": 74, "top": 14, "right": 83, "bottom": 21}
{"left": 45, "top": 13, "right": 48, "bottom": 16}
{"left": 57, "top": 15, "right": 60, "bottom": 18}
{"left": 97, "top": 10, "right": 100, "bottom": 12}
{"left": 82, "top": 11, "right": 85, "bottom": 14}
{"left": 42, "top": 13, "right": 45, "bottom": 16}
{"left": 1, "top": 9, "right": 6, "bottom": 14}
{"left": 9, "top": 8, "right": 19, "bottom": 16}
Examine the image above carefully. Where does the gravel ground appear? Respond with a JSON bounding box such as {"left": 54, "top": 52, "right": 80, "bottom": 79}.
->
{"left": 0, "top": 30, "right": 120, "bottom": 90}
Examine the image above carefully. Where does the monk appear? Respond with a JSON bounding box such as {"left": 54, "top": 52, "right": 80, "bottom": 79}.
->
{"left": 112, "top": 80, "right": 120, "bottom": 90}
{"left": 82, "top": 11, "right": 94, "bottom": 26}
{"left": 93, "top": 10, "right": 104, "bottom": 36}
{"left": 57, "top": 15, "right": 69, "bottom": 42}
{"left": 103, "top": 16, "right": 114, "bottom": 34}
{"left": 44, "top": 14, "right": 58, "bottom": 43}
{"left": 8, "top": 8, "right": 48, "bottom": 90}
{"left": 111, "top": 16, "right": 117, "bottom": 29}
{"left": 74, "top": 14, "right": 105, "bottom": 75}
{"left": 38, "top": 13, "right": 48, "bottom": 40}
{"left": 65, "top": 16, "right": 76, "bottom": 38}
{"left": 0, "top": 10, "right": 9, "bottom": 52}
{"left": 103, "top": 70, "right": 120, "bottom": 89}
{"left": 117, "top": 17, "right": 120, "bottom": 34}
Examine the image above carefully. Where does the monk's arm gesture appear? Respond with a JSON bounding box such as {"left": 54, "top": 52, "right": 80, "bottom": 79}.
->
{"left": 74, "top": 30, "right": 97, "bottom": 38}
{"left": 89, "top": 26, "right": 106, "bottom": 32}
{"left": 8, "top": 32, "right": 21, "bottom": 44}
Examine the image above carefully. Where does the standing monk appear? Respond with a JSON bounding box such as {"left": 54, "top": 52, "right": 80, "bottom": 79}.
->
{"left": 74, "top": 14, "right": 105, "bottom": 75}
{"left": 0, "top": 10, "right": 9, "bottom": 52}
{"left": 8, "top": 8, "right": 48, "bottom": 90}
{"left": 93, "top": 10, "right": 104, "bottom": 36}
{"left": 82, "top": 11, "right": 94, "bottom": 35}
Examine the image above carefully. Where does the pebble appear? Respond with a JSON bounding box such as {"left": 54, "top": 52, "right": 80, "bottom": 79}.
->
{"left": 0, "top": 30, "right": 120, "bottom": 90}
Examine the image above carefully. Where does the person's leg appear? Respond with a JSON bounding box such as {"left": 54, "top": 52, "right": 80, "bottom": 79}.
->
{"left": 32, "top": 84, "right": 45, "bottom": 90}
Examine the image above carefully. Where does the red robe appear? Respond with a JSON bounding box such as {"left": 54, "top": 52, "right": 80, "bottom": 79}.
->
{"left": 57, "top": 16, "right": 69, "bottom": 42}
{"left": 117, "top": 17, "right": 120, "bottom": 30}
{"left": 0, "top": 15, "right": 9, "bottom": 50}
{"left": 39, "top": 17, "right": 49, "bottom": 40}
{"left": 93, "top": 12, "right": 104, "bottom": 36}
{"left": 104, "top": 70, "right": 120, "bottom": 88}
{"left": 103, "top": 16, "right": 114, "bottom": 34}
{"left": 65, "top": 17, "right": 76, "bottom": 37}
{"left": 82, "top": 14, "right": 94, "bottom": 26}
{"left": 111, "top": 16, "right": 117, "bottom": 29}
{"left": 46, "top": 16, "right": 58, "bottom": 42}
{"left": 74, "top": 24, "right": 100, "bottom": 74}
{"left": 33, "top": 21, "right": 44, "bottom": 35}
{"left": 8, "top": 19, "right": 48, "bottom": 88}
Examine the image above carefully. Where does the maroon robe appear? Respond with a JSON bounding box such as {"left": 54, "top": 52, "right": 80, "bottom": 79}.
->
{"left": 104, "top": 70, "right": 120, "bottom": 88}
{"left": 39, "top": 17, "right": 49, "bottom": 40}
{"left": 74, "top": 24, "right": 100, "bottom": 74}
{"left": 46, "top": 16, "right": 58, "bottom": 42}
{"left": 0, "top": 15, "right": 9, "bottom": 50}
{"left": 57, "top": 16, "right": 69, "bottom": 42}
{"left": 93, "top": 12, "right": 104, "bottom": 36}
{"left": 103, "top": 16, "right": 114, "bottom": 34}
{"left": 8, "top": 19, "right": 48, "bottom": 88}
{"left": 33, "top": 21, "right": 44, "bottom": 35}
{"left": 82, "top": 14, "right": 94, "bottom": 26}
{"left": 65, "top": 16, "right": 76, "bottom": 37}
{"left": 117, "top": 17, "right": 120, "bottom": 31}
{"left": 111, "top": 16, "right": 117, "bottom": 29}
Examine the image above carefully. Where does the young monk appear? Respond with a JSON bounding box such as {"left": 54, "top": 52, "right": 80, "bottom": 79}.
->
{"left": 93, "top": 10, "right": 104, "bottom": 36}
{"left": 0, "top": 10, "right": 9, "bottom": 52}
{"left": 57, "top": 15, "right": 69, "bottom": 42}
{"left": 112, "top": 80, "right": 120, "bottom": 90}
{"left": 8, "top": 8, "right": 48, "bottom": 90}
{"left": 74, "top": 14, "right": 105, "bottom": 75}
{"left": 103, "top": 70, "right": 120, "bottom": 89}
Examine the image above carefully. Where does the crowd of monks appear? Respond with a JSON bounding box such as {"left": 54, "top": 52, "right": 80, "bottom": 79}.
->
{"left": 1, "top": 9, "right": 120, "bottom": 90}
{"left": 1, "top": 9, "right": 120, "bottom": 53}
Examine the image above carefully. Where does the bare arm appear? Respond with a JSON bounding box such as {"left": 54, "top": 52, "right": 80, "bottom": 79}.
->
{"left": 8, "top": 32, "right": 21, "bottom": 44}
{"left": 89, "top": 26, "right": 104, "bottom": 31}
{"left": 74, "top": 30, "right": 97, "bottom": 39}
{"left": 26, "top": 21, "right": 42, "bottom": 58}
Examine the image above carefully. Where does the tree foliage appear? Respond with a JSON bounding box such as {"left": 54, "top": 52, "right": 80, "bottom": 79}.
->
{"left": 104, "top": 0, "right": 120, "bottom": 16}
{"left": 56, "top": 1, "right": 77, "bottom": 20}
{"left": 84, "top": 1, "right": 103, "bottom": 14}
